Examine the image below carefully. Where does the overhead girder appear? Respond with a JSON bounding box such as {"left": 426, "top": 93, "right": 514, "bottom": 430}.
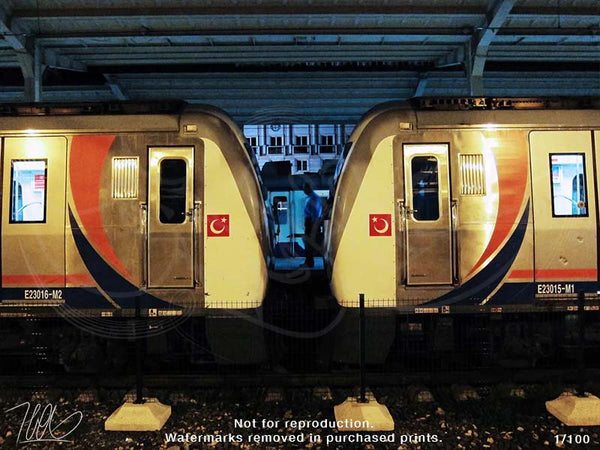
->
{"left": 103, "top": 74, "right": 128, "bottom": 101}
{"left": 0, "top": 7, "right": 38, "bottom": 100}
{"left": 0, "top": 70, "right": 597, "bottom": 122}
{"left": 1, "top": 1, "right": 598, "bottom": 103}
{"left": 9, "top": 4, "right": 599, "bottom": 19}
{"left": 0, "top": 5, "right": 87, "bottom": 101}
{"left": 469, "top": 0, "right": 515, "bottom": 96}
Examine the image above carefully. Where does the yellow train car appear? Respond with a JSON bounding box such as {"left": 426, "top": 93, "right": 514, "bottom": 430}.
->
{"left": 0, "top": 102, "right": 270, "bottom": 363}
{"left": 326, "top": 97, "right": 600, "bottom": 363}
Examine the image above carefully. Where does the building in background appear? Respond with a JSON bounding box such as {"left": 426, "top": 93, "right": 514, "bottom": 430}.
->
{"left": 243, "top": 124, "right": 355, "bottom": 174}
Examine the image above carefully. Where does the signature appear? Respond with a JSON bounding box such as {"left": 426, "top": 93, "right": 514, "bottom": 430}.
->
{"left": 5, "top": 401, "right": 83, "bottom": 446}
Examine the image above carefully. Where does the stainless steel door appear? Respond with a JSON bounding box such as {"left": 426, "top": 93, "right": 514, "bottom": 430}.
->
{"left": 403, "top": 143, "right": 453, "bottom": 285}
{"left": 147, "top": 147, "right": 194, "bottom": 287}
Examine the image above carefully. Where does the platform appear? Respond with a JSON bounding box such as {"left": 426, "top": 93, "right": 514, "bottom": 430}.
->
{"left": 272, "top": 257, "right": 324, "bottom": 271}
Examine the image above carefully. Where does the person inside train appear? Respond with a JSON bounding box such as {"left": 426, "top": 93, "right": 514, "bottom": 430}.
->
{"left": 300, "top": 181, "right": 323, "bottom": 268}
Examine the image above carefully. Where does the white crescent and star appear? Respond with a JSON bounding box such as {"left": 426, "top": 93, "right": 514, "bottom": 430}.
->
{"left": 372, "top": 216, "right": 390, "bottom": 234}
{"left": 209, "top": 217, "right": 227, "bottom": 235}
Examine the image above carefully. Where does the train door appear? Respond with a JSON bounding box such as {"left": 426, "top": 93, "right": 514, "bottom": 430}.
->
{"left": 271, "top": 193, "right": 294, "bottom": 256}
{"left": 147, "top": 147, "right": 195, "bottom": 288}
{"left": 402, "top": 143, "right": 453, "bottom": 285}
{"left": 530, "top": 131, "right": 597, "bottom": 286}
{"left": 1, "top": 137, "right": 67, "bottom": 288}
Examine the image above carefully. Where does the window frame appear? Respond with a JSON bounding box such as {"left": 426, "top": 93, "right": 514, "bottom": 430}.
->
{"left": 9, "top": 158, "right": 48, "bottom": 224}
{"left": 159, "top": 157, "right": 188, "bottom": 224}
{"left": 410, "top": 155, "right": 440, "bottom": 222}
{"left": 549, "top": 152, "right": 589, "bottom": 218}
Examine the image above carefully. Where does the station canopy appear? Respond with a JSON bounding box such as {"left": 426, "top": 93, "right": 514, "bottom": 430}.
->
{"left": 0, "top": 0, "right": 598, "bottom": 123}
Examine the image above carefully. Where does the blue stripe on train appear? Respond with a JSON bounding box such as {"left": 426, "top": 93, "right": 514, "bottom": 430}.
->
{"left": 69, "top": 208, "right": 174, "bottom": 309}
{"left": 488, "top": 281, "right": 598, "bottom": 304}
{"left": 425, "top": 201, "right": 530, "bottom": 307}
{"left": 0, "top": 287, "right": 115, "bottom": 309}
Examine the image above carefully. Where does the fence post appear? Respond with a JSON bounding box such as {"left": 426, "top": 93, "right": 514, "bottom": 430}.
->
{"left": 359, "top": 293, "right": 366, "bottom": 403}
{"left": 135, "top": 294, "right": 144, "bottom": 404}
{"left": 577, "top": 291, "right": 586, "bottom": 397}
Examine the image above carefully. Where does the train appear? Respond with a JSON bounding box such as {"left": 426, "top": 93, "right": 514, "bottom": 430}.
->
{"left": 0, "top": 101, "right": 270, "bottom": 364}
{"left": 325, "top": 96, "right": 600, "bottom": 363}
{"left": 2, "top": 97, "right": 600, "bottom": 371}
{"left": 260, "top": 160, "right": 331, "bottom": 269}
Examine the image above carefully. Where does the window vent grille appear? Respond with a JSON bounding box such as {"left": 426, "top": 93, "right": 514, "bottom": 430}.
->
{"left": 112, "top": 157, "right": 139, "bottom": 199}
{"left": 460, "top": 154, "right": 485, "bottom": 195}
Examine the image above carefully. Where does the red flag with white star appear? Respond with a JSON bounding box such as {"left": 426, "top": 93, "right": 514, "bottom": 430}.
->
{"left": 207, "top": 214, "right": 230, "bottom": 237}
{"left": 369, "top": 214, "right": 392, "bottom": 236}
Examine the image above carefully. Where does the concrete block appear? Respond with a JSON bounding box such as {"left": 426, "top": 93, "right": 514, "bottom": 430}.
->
{"left": 313, "top": 386, "right": 333, "bottom": 401}
{"left": 407, "top": 385, "right": 435, "bottom": 403}
{"left": 75, "top": 389, "right": 98, "bottom": 404}
{"left": 264, "top": 387, "right": 284, "bottom": 403}
{"left": 105, "top": 398, "right": 171, "bottom": 431}
{"left": 334, "top": 390, "right": 394, "bottom": 431}
{"left": 451, "top": 384, "right": 480, "bottom": 401}
{"left": 546, "top": 392, "right": 600, "bottom": 426}
{"left": 509, "top": 387, "right": 526, "bottom": 399}
{"left": 122, "top": 388, "right": 149, "bottom": 403}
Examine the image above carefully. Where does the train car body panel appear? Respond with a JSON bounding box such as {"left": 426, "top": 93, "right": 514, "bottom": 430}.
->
{"left": 0, "top": 103, "right": 269, "bottom": 319}
{"left": 331, "top": 136, "right": 396, "bottom": 304}
{"left": 2, "top": 136, "right": 68, "bottom": 288}
{"left": 204, "top": 138, "right": 267, "bottom": 308}
{"left": 328, "top": 98, "right": 600, "bottom": 311}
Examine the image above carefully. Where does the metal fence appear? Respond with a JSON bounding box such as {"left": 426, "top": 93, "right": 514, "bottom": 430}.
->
{"left": 2, "top": 294, "right": 599, "bottom": 383}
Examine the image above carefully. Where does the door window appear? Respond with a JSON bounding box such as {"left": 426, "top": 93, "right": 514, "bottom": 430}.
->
{"left": 159, "top": 158, "right": 187, "bottom": 224}
{"left": 411, "top": 156, "right": 439, "bottom": 221}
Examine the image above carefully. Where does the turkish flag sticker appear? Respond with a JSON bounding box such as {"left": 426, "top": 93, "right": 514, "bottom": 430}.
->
{"left": 369, "top": 214, "right": 392, "bottom": 236}
{"left": 207, "top": 214, "right": 230, "bottom": 237}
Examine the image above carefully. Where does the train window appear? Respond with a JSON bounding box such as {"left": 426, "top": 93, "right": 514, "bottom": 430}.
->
{"left": 411, "top": 156, "right": 439, "bottom": 221}
{"left": 159, "top": 158, "right": 187, "bottom": 224}
{"left": 112, "top": 157, "right": 139, "bottom": 199}
{"left": 550, "top": 153, "right": 588, "bottom": 217}
{"left": 459, "top": 154, "right": 486, "bottom": 195}
{"left": 10, "top": 159, "right": 47, "bottom": 223}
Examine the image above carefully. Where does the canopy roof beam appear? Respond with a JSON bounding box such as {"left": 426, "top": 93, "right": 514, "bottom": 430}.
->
{"left": 469, "top": 0, "right": 515, "bottom": 95}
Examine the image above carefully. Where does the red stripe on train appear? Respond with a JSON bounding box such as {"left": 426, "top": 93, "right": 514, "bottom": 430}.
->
{"left": 468, "top": 143, "right": 529, "bottom": 277}
{"left": 2, "top": 274, "right": 94, "bottom": 286}
{"left": 508, "top": 269, "right": 597, "bottom": 280}
{"left": 69, "top": 135, "right": 133, "bottom": 281}
{"left": 2, "top": 275, "right": 64, "bottom": 286}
